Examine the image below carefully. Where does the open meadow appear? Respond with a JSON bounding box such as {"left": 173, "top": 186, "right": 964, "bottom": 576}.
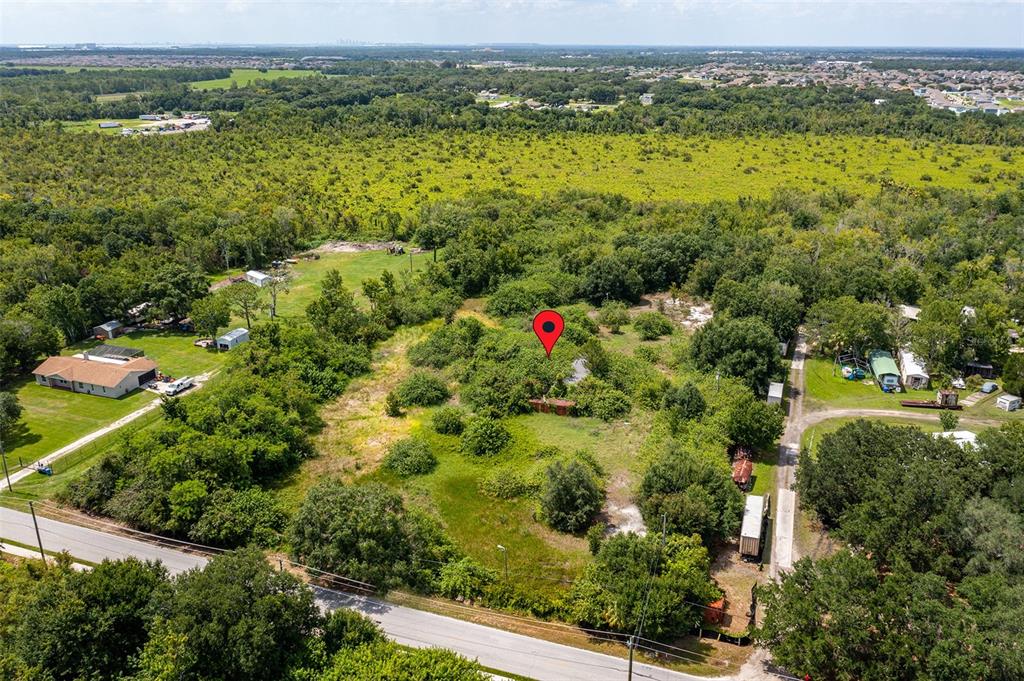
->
{"left": 6, "top": 131, "right": 1017, "bottom": 232}
{"left": 189, "top": 68, "right": 321, "bottom": 90}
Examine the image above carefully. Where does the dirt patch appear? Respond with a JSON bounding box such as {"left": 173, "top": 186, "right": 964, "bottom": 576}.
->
{"left": 633, "top": 293, "right": 714, "bottom": 331}
{"left": 311, "top": 240, "right": 426, "bottom": 255}
{"left": 710, "top": 543, "right": 763, "bottom": 635}
{"left": 602, "top": 471, "right": 647, "bottom": 536}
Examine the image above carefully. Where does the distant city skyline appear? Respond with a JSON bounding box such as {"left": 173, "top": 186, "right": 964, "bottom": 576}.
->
{"left": 2, "top": 1, "right": 1022, "bottom": 50}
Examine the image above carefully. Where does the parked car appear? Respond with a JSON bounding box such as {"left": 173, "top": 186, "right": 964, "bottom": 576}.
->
{"left": 980, "top": 381, "right": 999, "bottom": 394}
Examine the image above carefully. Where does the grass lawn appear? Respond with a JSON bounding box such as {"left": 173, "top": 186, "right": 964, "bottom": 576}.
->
{"left": 5, "top": 376, "right": 154, "bottom": 470}
{"left": 65, "top": 330, "right": 229, "bottom": 379}
{"left": 190, "top": 68, "right": 320, "bottom": 90}
{"left": 803, "top": 357, "right": 952, "bottom": 411}
{"left": 94, "top": 91, "right": 146, "bottom": 103}
{"left": 261, "top": 250, "right": 432, "bottom": 323}
{"left": 3, "top": 408, "right": 163, "bottom": 504}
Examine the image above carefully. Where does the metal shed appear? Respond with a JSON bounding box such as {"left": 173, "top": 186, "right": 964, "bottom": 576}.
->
{"left": 869, "top": 350, "right": 901, "bottom": 390}
{"left": 216, "top": 328, "right": 250, "bottom": 351}
{"left": 245, "top": 270, "right": 272, "bottom": 287}
{"left": 899, "top": 348, "right": 929, "bottom": 390}
{"left": 92, "top": 320, "right": 123, "bottom": 339}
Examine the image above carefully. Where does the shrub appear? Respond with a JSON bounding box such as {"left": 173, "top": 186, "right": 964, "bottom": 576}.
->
{"left": 384, "top": 437, "right": 437, "bottom": 477}
{"left": 633, "top": 311, "right": 674, "bottom": 340}
{"left": 597, "top": 301, "right": 630, "bottom": 333}
{"left": 663, "top": 382, "right": 706, "bottom": 429}
{"left": 590, "top": 390, "right": 631, "bottom": 421}
{"left": 395, "top": 372, "right": 450, "bottom": 407}
{"left": 586, "top": 523, "right": 606, "bottom": 555}
{"left": 321, "top": 608, "right": 384, "bottom": 655}
{"left": 432, "top": 406, "right": 465, "bottom": 435}
{"left": 939, "top": 410, "right": 960, "bottom": 432}
{"left": 188, "top": 488, "right": 287, "bottom": 548}
{"left": 480, "top": 467, "right": 537, "bottom": 499}
{"left": 384, "top": 391, "right": 402, "bottom": 417}
{"left": 540, "top": 460, "right": 604, "bottom": 533}
{"left": 461, "top": 417, "right": 512, "bottom": 457}
{"left": 438, "top": 557, "right": 497, "bottom": 601}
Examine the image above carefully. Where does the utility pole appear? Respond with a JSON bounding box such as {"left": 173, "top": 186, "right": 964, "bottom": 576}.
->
{"left": 28, "top": 501, "right": 46, "bottom": 563}
{"left": 627, "top": 635, "right": 634, "bottom": 680}
{"left": 0, "top": 434, "right": 11, "bottom": 492}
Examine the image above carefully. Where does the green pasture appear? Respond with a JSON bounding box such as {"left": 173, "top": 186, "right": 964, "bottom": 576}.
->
{"left": 66, "top": 330, "right": 229, "bottom": 378}
{"left": 190, "top": 68, "right": 320, "bottom": 90}
{"left": 258, "top": 250, "right": 432, "bottom": 322}
{"left": 58, "top": 118, "right": 151, "bottom": 134}
{"left": 11, "top": 132, "right": 1019, "bottom": 226}
{"left": 363, "top": 411, "right": 648, "bottom": 594}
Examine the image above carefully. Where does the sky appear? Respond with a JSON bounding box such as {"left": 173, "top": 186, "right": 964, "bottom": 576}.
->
{"left": 1, "top": 1, "right": 1022, "bottom": 49}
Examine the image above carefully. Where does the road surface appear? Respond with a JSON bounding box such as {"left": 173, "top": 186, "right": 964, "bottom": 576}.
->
{"left": 0, "top": 506, "right": 732, "bottom": 681}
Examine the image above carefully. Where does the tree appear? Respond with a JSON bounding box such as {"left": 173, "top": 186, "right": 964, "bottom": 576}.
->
{"left": 540, "top": 460, "right": 604, "bottom": 533}
{"left": 460, "top": 417, "right": 511, "bottom": 457}
{"left": 581, "top": 255, "right": 643, "bottom": 303}
{"left": 0, "top": 391, "right": 23, "bottom": 441}
{"left": 317, "top": 641, "right": 487, "bottom": 680}
{"left": 265, "top": 270, "right": 294, "bottom": 319}
{"left": 638, "top": 445, "right": 743, "bottom": 543}
{"left": 15, "top": 558, "right": 167, "bottom": 680}
{"left": 805, "top": 296, "right": 892, "bottom": 358}
{"left": 143, "top": 549, "right": 319, "bottom": 681}
{"left": 910, "top": 298, "right": 965, "bottom": 376}
{"left": 940, "top": 410, "right": 960, "bottom": 431}
{"left": 596, "top": 301, "right": 630, "bottom": 333}
{"left": 725, "top": 393, "right": 785, "bottom": 449}
{"left": 224, "top": 281, "right": 264, "bottom": 328}
{"left": 189, "top": 294, "right": 231, "bottom": 345}
{"left": 1003, "top": 353, "right": 1024, "bottom": 398}
{"left": 307, "top": 270, "right": 365, "bottom": 341}
{"left": 290, "top": 480, "right": 457, "bottom": 590}
{"left": 662, "top": 382, "right": 705, "bottom": 430}
{"left": 565, "top": 533, "right": 720, "bottom": 639}
{"left": 690, "top": 316, "right": 781, "bottom": 392}
{"left": 26, "top": 283, "right": 88, "bottom": 343}
{"left": 146, "top": 263, "right": 208, "bottom": 320}
{"left": 438, "top": 557, "right": 496, "bottom": 600}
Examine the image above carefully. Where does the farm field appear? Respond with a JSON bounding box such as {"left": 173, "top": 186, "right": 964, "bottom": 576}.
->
{"left": 58, "top": 118, "right": 153, "bottom": 134}
{"left": 189, "top": 68, "right": 321, "bottom": 90}
{"left": 94, "top": 91, "right": 146, "bottom": 102}
{"left": 7, "top": 132, "right": 1018, "bottom": 229}
{"left": 65, "top": 330, "right": 229, "bottom": 378}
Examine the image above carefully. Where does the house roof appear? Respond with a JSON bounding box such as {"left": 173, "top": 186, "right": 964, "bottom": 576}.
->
{"left": 740, "top": 495, "right": 765, "bottom": 539}
{"left": 933, "top": 430, "right": 978, "bottom": 448}
{"left": 869, "top": 350, "right": 900, "bottom": 377}
{"left": 85, "top": 344, "right": 144, "bottom": 361}
{"left": 898, "top": 348, "right": 928, "bottom": 379}
{"left": 245, "top": 270, "right": 271, "bottom": 280}
{"left": 33, "top": 355, "right": 157, "bottom": 388}
{"left": 899, "top": 304, "right": 921, "bottom": 321}
{"left": 732, "top": 459, "right": 753, "bottom": 484}
{"left": 768, "top": 382, "right": 784, "bottom": 399}
{"left": 96, "top": 320, "right": 122, "bottom": 330}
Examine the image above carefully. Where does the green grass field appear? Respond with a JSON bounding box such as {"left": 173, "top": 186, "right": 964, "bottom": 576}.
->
{"left": 257, "top": 250, "right": 432, "bottom": 322}
{"left": 5, "top": 376, "right": 154, "bottom": 469}
{"left": 190, "top": 68, "right": 320, "bottom": 90}
{"left": 94, "top": 91, "right": 146, "bottom": 103}
{"left": 58, "top": 118, "right": 152, "bottom": 134}
{"left": 66, "top": 330, "right": 229, "bottom": 378}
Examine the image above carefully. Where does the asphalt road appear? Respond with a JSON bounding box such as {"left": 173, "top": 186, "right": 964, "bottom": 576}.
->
{"left": 0, "top": 506, "right": 730, "bottom": 681}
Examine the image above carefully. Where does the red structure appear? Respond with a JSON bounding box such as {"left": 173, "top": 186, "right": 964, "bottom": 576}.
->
{"left": 703, "top": 598, "right": 726, "bottom": 626}
{"left": 732, "top": 459, "right": 753, "bottom": 490}
{"left": 527, "top": 398, "right": 576, "bottom": 416}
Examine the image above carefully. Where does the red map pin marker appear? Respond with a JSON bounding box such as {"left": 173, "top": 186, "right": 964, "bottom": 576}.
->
{"left": 533, "top": 310, "right": 564, "bottom": 358}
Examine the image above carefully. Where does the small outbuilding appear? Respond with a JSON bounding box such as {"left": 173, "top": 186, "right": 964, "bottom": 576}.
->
{"left": 245, "top": 270, "right": 272, "bottom": 287}
{"left": 92, "top": 320, "right": 124, "bottom": 339}
{"left": 732, "top": 459, "right": 753, "bottom": 491}
{"left": 739, "top": 495, "right": 766, "bottom": 558}
{"left": 767, "top": 382, "right": 784, "bottom": 405}
{"left": 899, "top": 304, "right": 921, "bottom": 322}
{"left": 997, "top": 394, "right": 1021, "bottom": 412}
{"left": 967, "top": 362, "right": 996, "bottom": 379}
{"left": 899, "top": 348, "right": 929, "bottom": 390}
{"left": 216, "top": 328, "right": 250, "bottom": 351}
{"left": 869, "top": 350, "right": 901, "bottom": 391}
